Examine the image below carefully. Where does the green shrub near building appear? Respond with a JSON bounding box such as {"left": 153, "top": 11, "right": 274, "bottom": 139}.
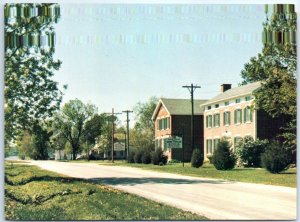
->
{"left": 235, "top": 136, "right": 268, "bottom": 167}
{"left": 212, "top": 139, "right": 236, "bottom": 170}
{"left": 261, "top": 141, "right": 290, "bottom": 173}
{"left": 191, "top": 149, "right": 204, "bottom": 168}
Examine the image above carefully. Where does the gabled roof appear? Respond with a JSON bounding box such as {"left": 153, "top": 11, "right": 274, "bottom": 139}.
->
{"left": 152, "top": 98, "right": 208, "bottom": 120}
{"left": 201, "top": 81, "right": 261, "bottom": 106}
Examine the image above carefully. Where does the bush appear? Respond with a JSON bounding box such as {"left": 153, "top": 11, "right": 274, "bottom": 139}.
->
{"left": 141, "top": 150, "right": 151, "bottom": 164}
{"left": 212, "top": 139, "right": 236, "bottom": 170}
{"left": 127, "top": 151, "right": 135, "bottom": 163}
{"left": 261, "top": 141, "right": 290, "bottom": 173}
{"left": 235, "top": 136, "right": 268, "bottom": 167}
{"left": 151, "top": 148, "right": 168, "bottom": 165}
{"left": 134, "top": 149, "right": 143, "bottom": 163}
{"left": 191, "top": 149, "right": 204, "bottom": 168}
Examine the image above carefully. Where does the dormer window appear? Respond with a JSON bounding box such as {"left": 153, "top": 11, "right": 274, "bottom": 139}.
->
{"left": 207, "top": 106, "right": 211, "bottom": 110}
{"left": 215, "top": 104, "right": 219, "bottom": 108}
{"left": 235, "top": 98, "right": 241, "bottom": 103}
{"left": 225, "top": 101, "right": 229, "bottom": 106}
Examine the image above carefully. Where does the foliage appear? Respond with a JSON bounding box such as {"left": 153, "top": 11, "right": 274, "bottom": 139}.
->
{"left": 151, "top": 148, "right": 168, "bottom": 165}
{"left": 141, "top": 150, "right": 152, "bottom": 164}
{"left": 16, "top": 124, "right": 51, "bottom": 160}
{"left": 127, "top": 150, "right": 135, "bottom": 163}
{"left": 16, "top": 131, "right": 33, "bottom": 160}
{"left": 52, "top": 99, "right": 97, "bottom": 160}
{"left": 131, "top": 97, "right": 158, "bottom": 151}
{"left": 4, "top": 3, "right": 65, "bottom": 142}
{"left": 212, "top": 139, "right": 236, "bottom": 170}
{"left": 240, "top": 5, "right": 296, "bottom": 159}
{"left": 134, "top": 149, "right": 143, "bottom": 163}
{"left": 261, "top": 141, "right": 290, "bottom": 173}
{"left": 5, "top": 164, "right": 206, "bottom": 220}
{"left": 235, "top": 136, "right": 269, "bottom": 167}
{"left": 191, "top": 149, "right": 204, "bottom": 168}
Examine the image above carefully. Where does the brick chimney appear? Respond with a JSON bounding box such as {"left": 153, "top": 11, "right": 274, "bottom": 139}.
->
{"left": 221, "top": 84, "right": 232, "bottom": 92}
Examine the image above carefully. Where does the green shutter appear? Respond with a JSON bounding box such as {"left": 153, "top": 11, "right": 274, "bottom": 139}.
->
{"left": 223, "top": 112, "right": 225, "bottom": 125}
{"left": 206, "top": 116, "right": 208, "bottom": 128}
{"left": 244, "top": 108, "right": 246, "bottom": 123}
{"left": 228, "top": 112, "right": 231, "bottom": 125}
{"left": 234, "top": 110, "right": 236, "bottom": 124}
{"left": 250, "top": 110, "right": 253, "bottom": 122}
{"left": 240, "top": 110, "right": 242, "bottom": 123}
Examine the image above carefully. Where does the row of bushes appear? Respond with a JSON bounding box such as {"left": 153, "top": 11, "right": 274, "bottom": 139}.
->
{"left": 203, "top": 137, "right": 291, "bottom": 173}
{"left": 128, "top": 148, "right": 168, "bottom": 165}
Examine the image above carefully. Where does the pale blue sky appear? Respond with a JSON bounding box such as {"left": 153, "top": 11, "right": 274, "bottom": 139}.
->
{"left": 53, "top": 4, "right": 265, "bottom": 124}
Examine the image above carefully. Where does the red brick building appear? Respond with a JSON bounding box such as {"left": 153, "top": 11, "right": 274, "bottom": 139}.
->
{"left": 152, "top": 98, "right": 207, "bottom": 161}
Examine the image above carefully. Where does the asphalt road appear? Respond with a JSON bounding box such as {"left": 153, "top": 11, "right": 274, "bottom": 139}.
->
{"left": 28, "top": 161, "right": 296, "bottom": 220}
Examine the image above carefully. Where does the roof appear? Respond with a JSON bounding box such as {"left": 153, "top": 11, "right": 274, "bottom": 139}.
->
{"left": 152, "top": 98, "right": 208, "bottom": 120}
{"left": 201, "top": 81, "right": 261, "bottom": 106}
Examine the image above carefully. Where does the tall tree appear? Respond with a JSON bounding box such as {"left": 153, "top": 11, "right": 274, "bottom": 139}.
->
{"left": 4, "top": 3, "right": 65, "bottom": 143}
{"left": 240, "top": 4, "right": 297, "bottom": 160}
{"left": 132, "top": 97, "right": 158, "bottom": 150}
{"left": 53, "top": 99, "right": 97, "bottom": 160}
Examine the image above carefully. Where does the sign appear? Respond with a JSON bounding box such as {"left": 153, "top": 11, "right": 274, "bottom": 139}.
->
{"left": 114, "top": 142, "right": 125, "bottom": 151}
{"left": 165, "top": 136, "right": 182, "bottom": 149}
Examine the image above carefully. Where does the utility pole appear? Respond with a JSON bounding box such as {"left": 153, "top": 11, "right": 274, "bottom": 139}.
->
{"left": 105, "top": 108, "right": 122, "bottom": 163}
{"left": 182, "top": 84, "right": 201, "bottom": 151}
{"left": 122, "top": 110, "right": 133, "bottom": 160}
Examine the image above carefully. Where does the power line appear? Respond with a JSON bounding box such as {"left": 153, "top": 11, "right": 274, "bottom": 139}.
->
{"left": 104, "top": 108, "right": 122, "bottom": 163}
{"left": 182, "top": 84, "right": 201, "bottom": 151}
{"left": 122, "top": 110, "right": 133, "bottom": 161}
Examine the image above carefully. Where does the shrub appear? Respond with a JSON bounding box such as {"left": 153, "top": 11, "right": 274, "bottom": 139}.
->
{"left": 127, "top": 151, "right": 135, "bottom": 163}
{"left": 141, "top": 150, "right": 151, "bottom": 164}
{"left": 191, "top": 149, "right": 204, "bottom": 168}
{"left": 235, "top": 136, "right": 268, "bottom": 167}
{"left": 151, "top": 148, "right": 168, "bottom": 165}
{"left": 212, "top": 139, "right": 236, "bottom": 170}
{"left": 261, "top": 141, "right": 290, "bottom": 173}
{"left": 134, "top": 149, "right": 143, "bottom": 163}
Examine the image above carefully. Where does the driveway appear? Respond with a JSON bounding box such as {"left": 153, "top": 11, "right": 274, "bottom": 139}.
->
{"left": 27, "top": 161, "right": 296, "bottom": 220}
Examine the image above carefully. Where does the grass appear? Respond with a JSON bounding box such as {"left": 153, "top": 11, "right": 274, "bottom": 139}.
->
{"left": 95, "top": 160, "right": 297, "bottom": 188}
{"left": 5, "top": 162, "right": 208, "bottom": 221}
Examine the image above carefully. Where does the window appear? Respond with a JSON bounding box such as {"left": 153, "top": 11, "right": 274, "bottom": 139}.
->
{"left": 234, "top": 109, "right": 242, "bottom": 124}
{"left": 234, "top": 137, "right": 243, "bottom": 148}
{"left": 206, "top": 139, "right": 212, "bottom": 154}
{"left": 223, "top": 111, "right": 231, "bottom": 125}
{"left": 213, "top": 113, "right": 220, "bottom": 127}
{"left": 225, "top": 101, "right": 229, "bottom": 106}
{"left": 235, "top": 98, "right": 241, "bottom": 103}
{"left": 206, "top": 115, "right": 212, "bottom": 128}
{"left": 213, "top": 138, "right": 220, "bottom": 153}
{"left": 215, "top": 104, "right": 219, "bottom": 108}
{"left": 245, "top": 96, "right": 251, "bottom": 101}
{"left": 158, "top": 117, "right": 170, "bottom": 130}
{"left": 244, "top": 107, "right": 252, "bottom": 122}
{"left": 207, "top": 106, "right": 211, "bottom": 110}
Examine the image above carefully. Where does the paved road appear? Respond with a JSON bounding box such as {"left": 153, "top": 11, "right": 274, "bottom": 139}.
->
{"left": 28, "top": 161, "right": 296, "bottom": 220}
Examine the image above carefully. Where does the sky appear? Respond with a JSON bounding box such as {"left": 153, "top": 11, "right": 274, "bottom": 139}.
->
{"left": 52, "top": 4, "right": 266, "bottom": 125}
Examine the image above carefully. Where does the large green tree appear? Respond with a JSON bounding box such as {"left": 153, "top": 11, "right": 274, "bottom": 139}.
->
{"left": 53, "top": 99, "right": 97, "bottom": 160}
{"left": 132, "top": 97, "right": 158, "bottom": 150}
{"left": 240, "top": 4, "right": 297, "bottom": 159}
{"left": 4, "top": 3, "right": 65, "bottom": 143}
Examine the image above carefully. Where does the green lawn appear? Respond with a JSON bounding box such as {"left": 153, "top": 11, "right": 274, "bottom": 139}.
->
{"left": 5, "top": 163, "right": 207, "bottom": 221}
{"left": 95, "top": 161, "right": 297, "bottom": 188}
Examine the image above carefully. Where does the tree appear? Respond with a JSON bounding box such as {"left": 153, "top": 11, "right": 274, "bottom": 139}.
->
{"left": 4, "top": 4, "right": 65, "bottom": 143}
{"left": 240, "top": 4, "right": 297, "bottom": 163}
{"left": 261, "top": 140, "right": 290, "bottom": 173}
{"left": 53, "top": 99, "right": 97, "bottom": 160}
{"left": 235, "top": 136, "right": 268, "bottom": 167}
{"left": 132, "top": 97, "right": 158, "bottom": 150}
{"left": 50, "top": 133, "right": 67, "bottom": 160}
{"left": 82, "top": 114, "right": 106, "bottom": 160}
{"left": 212, "top": 139, "right": 236, "bottom": 170}
{"left": 191, "top": 149, "right": 204, "bottom": 168}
